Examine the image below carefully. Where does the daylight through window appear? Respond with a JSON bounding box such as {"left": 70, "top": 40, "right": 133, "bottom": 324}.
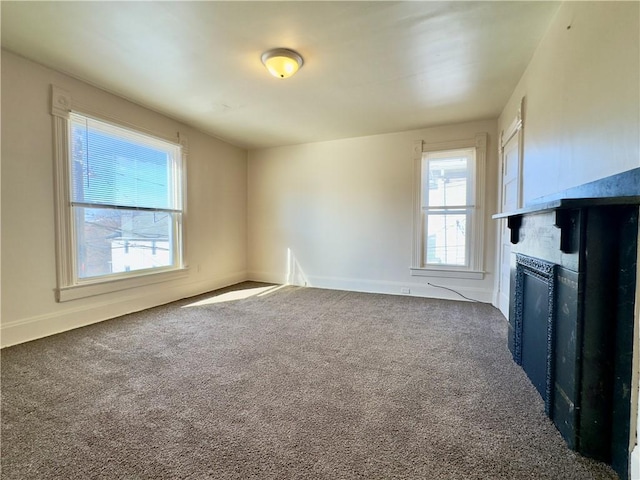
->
{"left": 69, "top": 113, "right": 184, "bottom": 281}
{"left": 422, "top": 149, "right": 474, "bottom": 267}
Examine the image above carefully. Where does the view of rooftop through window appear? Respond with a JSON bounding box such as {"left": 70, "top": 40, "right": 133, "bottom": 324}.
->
{"left": 70, "top": 114, "right": 182, "bottom": 279}
{"left": 422, "top": 150, "right": 473, "bottom": 267}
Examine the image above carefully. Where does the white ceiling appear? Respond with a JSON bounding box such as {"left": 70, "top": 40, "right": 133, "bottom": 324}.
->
{"left": 1, "top": 1, "right": 559, "bottom": 149}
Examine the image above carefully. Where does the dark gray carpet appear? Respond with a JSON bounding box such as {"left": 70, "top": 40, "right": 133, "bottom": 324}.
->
{"left": 1, "top": 282, "right": 618, "bottom": 479}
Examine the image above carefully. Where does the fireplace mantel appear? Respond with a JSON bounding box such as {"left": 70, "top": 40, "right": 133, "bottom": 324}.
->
{"left": 495, "top": 167, "right": 640, "bottom": 248}
{"left": 495, "top": 167, "right": 640, "bottom": 217}
{"left": 493, "top": 168, "right": 640, "bottom": 480}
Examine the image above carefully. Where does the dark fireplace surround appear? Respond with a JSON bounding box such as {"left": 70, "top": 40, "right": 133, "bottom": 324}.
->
{"left": 494, "top": 168, "right": 640, "bottom": 480}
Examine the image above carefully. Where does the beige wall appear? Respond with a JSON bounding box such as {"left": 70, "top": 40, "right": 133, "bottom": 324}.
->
{"left": 248, "top": 119, "right": 498, "bottom": 302}
{"left": 1, "top": 51, "right": 248, "bottom": 347}
{"left": 3, "top": 1, "right": 638, "bottom": 346}
{"left": 499, "top": 1, "right": 640, "bottom": 202}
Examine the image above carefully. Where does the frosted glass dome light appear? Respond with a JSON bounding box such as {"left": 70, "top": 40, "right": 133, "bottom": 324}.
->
{"left": 261, "top": 48, "right": 304, "bottom": 79}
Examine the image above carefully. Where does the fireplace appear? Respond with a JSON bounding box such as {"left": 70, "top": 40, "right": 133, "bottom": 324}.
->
{"left": 494, "top": 168, "right": 640, "bottom": 480}
{"left": 512, "top": 254, "right": 556, "bottom": 415}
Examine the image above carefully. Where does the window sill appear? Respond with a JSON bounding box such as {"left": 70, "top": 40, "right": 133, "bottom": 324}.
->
{"left": 56, "top": 267, "right": 190, "bottom": 302}
{"left": 410, "top": 267, "right": 485, "bottom": 280}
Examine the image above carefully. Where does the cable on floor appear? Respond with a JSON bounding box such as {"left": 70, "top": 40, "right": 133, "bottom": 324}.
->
{"left": 427, "top": 282, "right": 483, "bottom": 303}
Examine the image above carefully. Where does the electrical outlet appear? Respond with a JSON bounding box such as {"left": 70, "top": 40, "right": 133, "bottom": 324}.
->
{"left": 401, "top": 287, "right": 410, "bottom": 294}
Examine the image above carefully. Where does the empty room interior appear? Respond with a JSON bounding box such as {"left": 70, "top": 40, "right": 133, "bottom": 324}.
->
{"left": 1, "top": 1, "right": 639, "bottom": 479}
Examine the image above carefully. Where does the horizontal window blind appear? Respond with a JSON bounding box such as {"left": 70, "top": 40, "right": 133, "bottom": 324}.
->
{"left": 67, "top": 112, "right": 184, "bottom": 281}
{"left": 69, "top": 113, "right": 181, "bottom": 211}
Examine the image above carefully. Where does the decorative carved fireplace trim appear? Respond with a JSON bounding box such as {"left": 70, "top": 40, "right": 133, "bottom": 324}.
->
{"left": 514, "top": 254, "right": 556, "bottom": 416}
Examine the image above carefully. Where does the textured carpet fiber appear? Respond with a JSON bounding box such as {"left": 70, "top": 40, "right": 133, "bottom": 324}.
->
{"left": 2, "top": 283, "right": 618, "bottom": 479}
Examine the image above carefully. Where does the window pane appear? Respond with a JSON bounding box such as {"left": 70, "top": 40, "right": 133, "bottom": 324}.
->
{"left": 74, "top": 207, "right": 175, "bottom": 279}
{"left": 70, "top": 116, "right": 178, "bottom": 210}
{"left": 427, "top": 157, "right": 468, "bottom": 207}
{"left": 424, "top": 213, "right": 467, "bottom": 266}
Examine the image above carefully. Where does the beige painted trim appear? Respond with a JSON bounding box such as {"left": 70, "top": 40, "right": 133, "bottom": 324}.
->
{"left": 412, "top": 133, "right": 488, "bottom": 277}
{"left": 494, "top": 98, "right": 525, "bottom": 313}
{"left": 412, "top": 140, "right": 423, "bottom": 272}
{"left": 474, "top": 132, "right": 487, "bottom": 274}
{"left": 50, "top": 84, "right": 189, "bottom": 302}
{"left": 501, "top": 100, "right": 523, "bottom": 148}
{"left": 57, "top": 268, "right": 190, "bottom": 302}
{"left": 499, "top": 97, "right": 525, "bottom": 211}
{"left": 410, "top": 268, "right": 484, "bottom": 280}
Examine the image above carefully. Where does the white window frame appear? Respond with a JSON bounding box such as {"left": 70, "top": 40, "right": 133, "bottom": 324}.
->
{"left": 410, "top": 133, "right": 487, "bottom": 280}
{"left": 51, "top": 85, "right": 189, "bottom": 302}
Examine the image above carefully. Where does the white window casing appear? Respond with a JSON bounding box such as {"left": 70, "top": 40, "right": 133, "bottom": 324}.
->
{"left": 411, "top": 133, "right": 487, "bottom": 280}
{"left": 50, "top": 85, "right": 189, "bottom": 302}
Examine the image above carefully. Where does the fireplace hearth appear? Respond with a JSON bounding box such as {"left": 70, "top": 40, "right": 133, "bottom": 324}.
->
{"left": 494, "top": 168, "right": 640, "bottom": 480}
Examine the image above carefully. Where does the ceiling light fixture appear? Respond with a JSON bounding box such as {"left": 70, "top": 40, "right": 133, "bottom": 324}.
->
{"left": 261, "top": 48, "right": 303, "bottom": 79}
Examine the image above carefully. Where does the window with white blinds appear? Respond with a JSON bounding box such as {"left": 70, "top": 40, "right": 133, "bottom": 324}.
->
{"left": 68, "top": 113, "right": 184, "bottom": 281}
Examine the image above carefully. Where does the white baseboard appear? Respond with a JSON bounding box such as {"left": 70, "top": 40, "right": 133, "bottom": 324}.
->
{"left": 3, "top": 271, "right": 495, "bottom": 348}
{"left": 247, "top": 271, "right": 494, "bottom": 303}
{"left": 247, "top": 270, "right": 287, "bottom": 285}
{"left": 1, "top": 271, "right": 247, "bottom": 348}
